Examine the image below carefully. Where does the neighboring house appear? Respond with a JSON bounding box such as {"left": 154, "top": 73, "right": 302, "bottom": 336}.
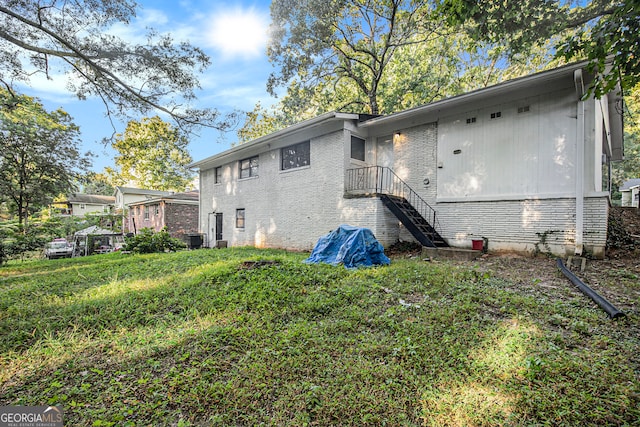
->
{"left": 189, "top": 61, "right": 624, "bottom": 258}
{"left": 57, "top": 193, "right": 115, "bottom": 216}
{"left": 113, "top": 186, "right": 173, "bottom": 233}
{"left": 619, "top": 179, "right": 640, "bottom": 208}
{"left": 127, "top": 191, "right": 200, "bottom": 239}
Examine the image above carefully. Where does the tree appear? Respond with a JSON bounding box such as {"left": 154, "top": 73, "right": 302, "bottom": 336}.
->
{"left": 612, "top": 82, "right": 640, "bottom": 191}
{"left": 0, "top": 89, "right": 91, "bottom": 227}
{"left": 437, "top": 0, "right": 639, "bottom": 96}
{"left": 268, "top": 0, "right": 449, "bottom": 115}
{"left": 107, "top": 116, "right": 194, "bottom": 192}
{"left": 241, "top": 24, "right": 558, "bottom": 141}
{"left": 0, "top": 1, "right": 233, "bottom": 132}
{"left": 82, "top": 172, "right": 115, "bottom": 196}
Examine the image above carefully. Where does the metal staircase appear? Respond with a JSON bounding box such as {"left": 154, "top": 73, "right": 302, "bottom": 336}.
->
{"left": 345, "top": 166, "right": 448, "bottom": 248}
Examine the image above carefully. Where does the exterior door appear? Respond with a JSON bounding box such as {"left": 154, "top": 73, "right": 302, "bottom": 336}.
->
{"left": 377, "top": 135, "right": 394, "bottom": 168}
{"left": 215, "top": 213, "right": 223, "bottom": 241}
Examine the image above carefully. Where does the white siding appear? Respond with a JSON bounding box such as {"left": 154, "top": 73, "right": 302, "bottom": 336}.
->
{"left": 387, "top": 112, "right": 608, "bottom": 257}
{"left": 437, "top": 90, "right": 584, "bottom": 200}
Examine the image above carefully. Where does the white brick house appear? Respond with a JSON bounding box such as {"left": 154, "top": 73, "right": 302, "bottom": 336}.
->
{"left": 190, "top": 62, "right": 624, "bottom": 258}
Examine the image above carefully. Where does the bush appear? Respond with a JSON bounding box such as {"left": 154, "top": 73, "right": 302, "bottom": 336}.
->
{"left": 124, "top": 228, "right": 186, "bottom": 254}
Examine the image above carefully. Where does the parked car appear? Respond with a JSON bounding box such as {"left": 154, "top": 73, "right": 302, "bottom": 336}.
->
{"left": 44, "top": 239, "right": 73, "bottom": 259}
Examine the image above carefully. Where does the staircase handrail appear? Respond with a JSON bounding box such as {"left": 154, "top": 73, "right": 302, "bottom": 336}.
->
{"left": 345, "top": 166, "right": 441, "bottom": 233}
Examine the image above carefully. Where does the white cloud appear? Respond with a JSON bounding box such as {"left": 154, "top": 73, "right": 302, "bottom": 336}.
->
{"left": 205, "top": 7, "right": 270, "bottom": 60}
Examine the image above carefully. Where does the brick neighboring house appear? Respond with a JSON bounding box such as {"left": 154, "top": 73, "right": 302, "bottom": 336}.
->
{"left": 114, "top": 186, "right": 173, "bottom": 233}
{"left": 127, "top": 191, "right": 200, "bottom": 240}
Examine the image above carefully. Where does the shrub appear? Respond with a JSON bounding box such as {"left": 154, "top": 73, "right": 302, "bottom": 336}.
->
{"left": 124, "top": 227, "right": 186, "bottom": 254}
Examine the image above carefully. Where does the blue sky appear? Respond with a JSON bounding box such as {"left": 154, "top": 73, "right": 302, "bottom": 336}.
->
{"left": 20, "top": 0, "right": 276, "bottom": 172}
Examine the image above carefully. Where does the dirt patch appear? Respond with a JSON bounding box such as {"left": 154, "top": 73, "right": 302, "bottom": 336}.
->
{"left": 240, "top": 260, "right": 281, "bottom": 270}
{"left": 388, "top": 207, "right": 640, "bottom": 319}
{"left": 467, "top": 207, "right": 640, "bottom": 320}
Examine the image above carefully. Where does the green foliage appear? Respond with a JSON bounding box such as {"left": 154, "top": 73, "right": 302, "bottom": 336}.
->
{"left": 438, "top": 0, "right": 639, "bottom": 95}
{"left": 107, "top": 116, "right": 194, "bottom": 191}
{"left": 0, "top": 222, "right": 46, "bottom": 262}
{"left": 268, "top": 0, "right": 448, "bottom": 115}
{"left": 0, "top": 89, "right": 92, "bottom": 227}
{"left": 81, "top": 172, "right": 115, "bottom": 196}
{"left": 612, "top": 82, "right": 640, "bottom": 190}
{"left": 124, "top": 227, "right": 186, "bottom": 254}
{"left": 0, "top": 213, "right": 121, "bottom": 263}
{"left": 558, "top": 0, "right": 640, "bottom": 97}
{"left": 0, "top": 249, "right": 638, "bottom": 425}
{"left": 240, "top": 0, "right": 558, "bottom": 141}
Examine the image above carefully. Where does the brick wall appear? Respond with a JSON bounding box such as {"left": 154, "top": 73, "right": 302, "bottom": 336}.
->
{"left": 164, "top": 203, "right": 199, "bottom": 239}
{"left": 204, "top": 129, "right": 350, "bottom": 250}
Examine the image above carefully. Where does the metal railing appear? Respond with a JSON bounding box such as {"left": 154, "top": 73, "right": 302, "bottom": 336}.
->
{"left": 345, "top": 166, "right": 440, "bottom": 232}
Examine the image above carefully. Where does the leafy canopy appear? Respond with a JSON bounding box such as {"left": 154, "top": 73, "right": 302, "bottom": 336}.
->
{"left": 437, "top": 0, "right": 639, "bottom": 96}
{"left": 268, "top": 0, "right": 447, "bottom": 115}
{"left": 107, "top": 116, "right": 194, "bottom": 192}
{"left": 0, "top": 0, "right": 233, "bottom": 132}
{"left": 0, "top": 89, "right": 91, "bottom": 226}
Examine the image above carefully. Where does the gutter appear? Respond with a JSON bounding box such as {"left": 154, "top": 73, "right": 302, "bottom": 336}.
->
{"left": 359, "top": 60, "right": 594, "bottom": 129}
{"left": 188, "top": 111, "right": 361, "bottom": 170}
{"left": 574, "top": 69, "right": 585, "bottom": 256}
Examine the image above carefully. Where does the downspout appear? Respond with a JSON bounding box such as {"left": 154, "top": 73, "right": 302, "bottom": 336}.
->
{"left": 574, "top": 69, "right": 585, "bottom": 256}
{"left": 557, "top": 259, "right": 625, "bottom": 319}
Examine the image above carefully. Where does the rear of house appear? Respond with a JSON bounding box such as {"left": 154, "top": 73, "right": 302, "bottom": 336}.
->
{"left": 190, "top": 62, "right": 624, "bottom": 258}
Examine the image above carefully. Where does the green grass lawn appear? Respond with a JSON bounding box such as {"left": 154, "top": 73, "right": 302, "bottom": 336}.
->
{"left": 1, "top": 248, "right": 638, "bottom": 426}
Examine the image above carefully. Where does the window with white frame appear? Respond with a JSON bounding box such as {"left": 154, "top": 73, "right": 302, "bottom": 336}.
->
{"left": 215, "top": 167, "right": 222, "bottom": 184}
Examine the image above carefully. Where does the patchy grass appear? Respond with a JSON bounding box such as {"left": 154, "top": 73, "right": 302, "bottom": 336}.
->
{"left": 1, "top": 248, "right": 638, "bottom": 426}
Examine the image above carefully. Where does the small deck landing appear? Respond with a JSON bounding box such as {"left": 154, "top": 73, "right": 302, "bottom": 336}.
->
{"left": 421, "top": 247, "right": 482, "bottom": 261}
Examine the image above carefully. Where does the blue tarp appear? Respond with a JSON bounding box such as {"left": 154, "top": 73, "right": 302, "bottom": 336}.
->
{"left": 305, "top": 225, "right": 391, "bottom": 268}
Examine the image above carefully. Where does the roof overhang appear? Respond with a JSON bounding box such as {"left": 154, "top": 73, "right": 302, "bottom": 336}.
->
{"left": 189, "top": 112, "right": 361, "bottom": 171}
{"left": 359, "top": 60, "right": 624, "bottom": 160}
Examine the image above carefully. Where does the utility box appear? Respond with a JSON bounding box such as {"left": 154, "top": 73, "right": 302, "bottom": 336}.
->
{"left": 187, "top": 234, "right": 203, "bottom": 249}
